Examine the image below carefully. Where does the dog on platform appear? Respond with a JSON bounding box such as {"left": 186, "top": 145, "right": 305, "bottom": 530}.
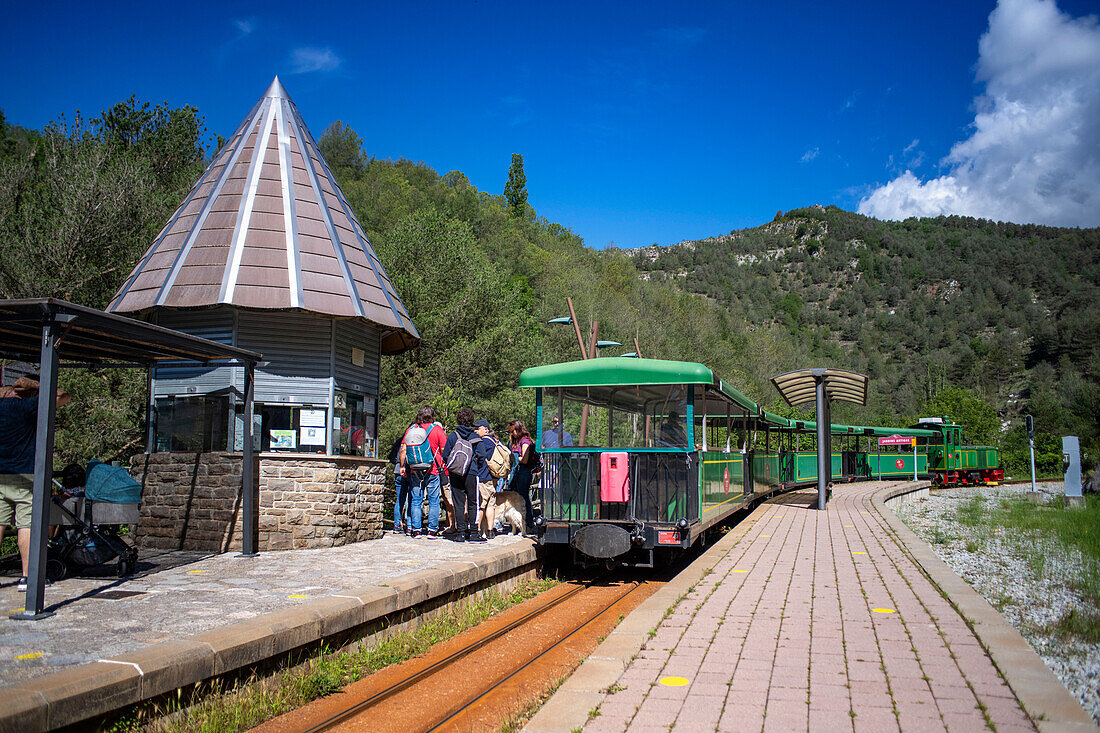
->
{"left": 493, "top": 491, "right": 526, "bottom": 536}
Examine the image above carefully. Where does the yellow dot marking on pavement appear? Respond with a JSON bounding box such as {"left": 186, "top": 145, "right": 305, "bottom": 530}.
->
{"left": 16, "top": 652, "right": 44, "bottom": 660}
{"left": 659, "top": 676, "right": 690, "bottom": 687}
{"left": 760, "top": 534, "right": 771, "bottom": 537}
{"left": 732, "top": 570, "right": 749, "bottom": 573}
{"left": 844, "top": 524, "right": 854, "bottom": 527}
{"left": 288, "top": 594, "right": 308, "bottom": 599}
{"left": 873, "top": 608, "right": 896, "bottom": 614}
{"left": 852, "top": 551, "right": 868, "bottom": 555}
{"left": 10, "top": 608, "right": 24, "bottom": 614}
{"left": 187, "top": 570, "right": 205, "bottom": 574}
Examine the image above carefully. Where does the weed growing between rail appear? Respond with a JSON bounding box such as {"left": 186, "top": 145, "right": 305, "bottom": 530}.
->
{"left": 115, "top": 578, "right": 558, "bottom": 733}
{"left": 497, "top": 673, "right": 569, "bottom": 733}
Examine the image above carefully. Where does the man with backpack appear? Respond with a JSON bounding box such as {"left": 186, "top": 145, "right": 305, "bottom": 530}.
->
{"left": 442, "top": 407, "right": 479, "bottom": 542}
{"left": 472, "top": 419, "right": 508, "bottom": 540}
{"left": 399, "top": 405, "right": 448, "bottom": 538}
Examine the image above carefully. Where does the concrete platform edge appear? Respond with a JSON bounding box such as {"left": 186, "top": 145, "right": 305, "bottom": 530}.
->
{"left": 524, "top": 506, "right": 769, "bottom": 733}
{"left": 875, "top": 483, "right": 1097, "bottom": 733}
{"left": 0, "top": 542, "right": 538, "bottom": 732}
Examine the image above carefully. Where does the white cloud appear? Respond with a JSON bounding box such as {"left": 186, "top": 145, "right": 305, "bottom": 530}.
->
{"left": 802, "top": 147, "right": 820, "bottom": 163}
{"left": 859, "top": 0, "right": 1100, "bottom": 227}
{"left": 903, "top": 138, "right": 919, "bottom": 154}
{"left": 289, "top": 47, "right": 341, "bottom": 74}
{"left": 234, "top": 19, "right": 253, "bottom": 35}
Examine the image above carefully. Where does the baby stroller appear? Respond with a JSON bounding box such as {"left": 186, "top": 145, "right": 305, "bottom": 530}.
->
{"left": 47, "top": 461, "right": 140, "bottom": 581}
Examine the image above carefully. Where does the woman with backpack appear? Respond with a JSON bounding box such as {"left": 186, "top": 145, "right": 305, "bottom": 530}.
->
{"left": 399, "top": 405, "right": 448, "bottom": 538}
{"left": 507, "top": 419, "right": 537, "bottom": 534}
{"left": 442, "top": 407, "right": 478, "bottom": 542}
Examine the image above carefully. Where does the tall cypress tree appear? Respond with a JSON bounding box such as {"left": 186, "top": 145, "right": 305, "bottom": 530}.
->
{"left": 504, "top": 152, "right": 527, "bottom": 218}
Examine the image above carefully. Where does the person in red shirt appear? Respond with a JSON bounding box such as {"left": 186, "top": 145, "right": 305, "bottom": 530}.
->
{"left": 398, "top": 405, "right": 448, "bottom": 538}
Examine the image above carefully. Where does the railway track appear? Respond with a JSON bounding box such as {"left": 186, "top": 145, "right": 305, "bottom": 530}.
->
{"left": 255, "top": 572, "right": 665, "bottom": 733}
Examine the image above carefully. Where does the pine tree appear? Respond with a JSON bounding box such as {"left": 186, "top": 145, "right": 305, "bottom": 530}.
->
{"left": 504, "top": 153, "right": 527, "bottom": 218}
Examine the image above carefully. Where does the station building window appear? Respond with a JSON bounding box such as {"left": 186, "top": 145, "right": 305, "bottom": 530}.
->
{"left": 153, "top": 394, "right": 230, "bottom": 452}
{"left": 155, "top": 392, "right": 377, "bottom": 456}
{"left": 333, "top": 392, "right": 376, "bottom": 457}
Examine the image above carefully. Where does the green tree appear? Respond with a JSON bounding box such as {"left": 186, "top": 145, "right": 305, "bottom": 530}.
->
{"left": 920, "top": 386, "right": 1000, "bottom": 447}
{"left": 373, "top": 207, "right": 539, "bottom": 451}
{"left": 503, "top": 153, "right": 527, "bottom": 218}
{"left": 318, "top": 121, "right": 368, "bottom": 178}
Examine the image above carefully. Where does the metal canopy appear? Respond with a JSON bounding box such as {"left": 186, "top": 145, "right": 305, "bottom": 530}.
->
{"left": 1, "top": 298, "right": 262, "bottom": 621}
{"left": 770, "top": 367, "right": 870, "bottom": 512}
{"left": 0, "top": 299, "right": 262, "bottom": 364}
{"left": 770, "top": 367, "right": 869, "bottom": 408}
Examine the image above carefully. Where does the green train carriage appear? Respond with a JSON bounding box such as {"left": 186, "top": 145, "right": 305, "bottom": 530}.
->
{"left": 520, "top": 357, "right": 1000, "bottom": 567}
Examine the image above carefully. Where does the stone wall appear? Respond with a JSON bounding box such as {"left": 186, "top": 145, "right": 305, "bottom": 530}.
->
{"left": 259, "top": 455, "right": 386, "bottom": 550}
{"left": 131, "top": 453, "right": 387, "bottom": 553}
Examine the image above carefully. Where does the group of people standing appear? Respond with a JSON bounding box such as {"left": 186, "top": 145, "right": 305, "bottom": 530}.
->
{"left": 389, "top": 406, "right": 537, "bottom": 542}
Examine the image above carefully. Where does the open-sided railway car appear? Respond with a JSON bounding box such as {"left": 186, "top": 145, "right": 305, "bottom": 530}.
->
{"left": 520, "top": 357, "right": 769, "bottom": 567}
{"left": 520, "top": 357, "right": 1002, "bottom": 567}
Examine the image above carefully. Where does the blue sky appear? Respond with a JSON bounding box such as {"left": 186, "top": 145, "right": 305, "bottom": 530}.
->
{"left": 3, "top": 1, "right": 1098, "bottom": 248}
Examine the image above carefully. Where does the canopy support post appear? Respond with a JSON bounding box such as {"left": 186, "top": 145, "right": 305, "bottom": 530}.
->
{"left": 12, "top": 320, "right": 61, "bottom": 620}
{"left": 815, "top": 377, "right": 829, "bottom": 511}
{"left": 240, "top": 360, "right": 258, "bottom": 557}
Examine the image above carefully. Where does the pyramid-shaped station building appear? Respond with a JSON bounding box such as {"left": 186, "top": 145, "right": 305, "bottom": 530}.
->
{"left": 110, "top": 77, "right": 417, "bottom": 353}
{"left": 110, "top": 78, "right": 417, "bottom": 463}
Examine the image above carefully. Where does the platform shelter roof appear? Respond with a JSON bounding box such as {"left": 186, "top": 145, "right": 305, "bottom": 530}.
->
{"left": 0, "top": 298, "right": 261, "bottom": 365}
{"left": 770, "top": 367, "right": 868, "bottom": 408}
{"left": 107, "top": 78, "right": 418, "bottom": 355}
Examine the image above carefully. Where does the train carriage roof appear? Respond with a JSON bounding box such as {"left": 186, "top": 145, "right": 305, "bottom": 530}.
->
{"left": 520, "top": 357, "right": 761, "bottom": 416}
{"left": 519, "top": 358, "right": 944, "bottom": 438}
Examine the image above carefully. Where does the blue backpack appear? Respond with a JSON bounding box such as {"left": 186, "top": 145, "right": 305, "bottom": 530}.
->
{"left": 404, "top": 424, "right": 435, "bottom": 471}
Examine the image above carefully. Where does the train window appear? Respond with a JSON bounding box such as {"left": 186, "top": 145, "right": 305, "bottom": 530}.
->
{"left": 541, "top": 386, "right": 689, "bottom": 449}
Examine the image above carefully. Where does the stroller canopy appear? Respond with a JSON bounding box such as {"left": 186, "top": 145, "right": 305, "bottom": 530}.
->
{"left": 85, "top": 460, "right": 142, "bottom": 504}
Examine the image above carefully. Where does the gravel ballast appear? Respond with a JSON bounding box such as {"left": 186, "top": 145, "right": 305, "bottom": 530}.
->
{"left": 891, "top": 482, "right": 1099, "bottom": 724}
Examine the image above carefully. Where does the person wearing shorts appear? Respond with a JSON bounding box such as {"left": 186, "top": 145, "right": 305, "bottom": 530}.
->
{"left": 471, "top": 420, "right": 497, "bottom": 540}
{"left": 0, "top": 376, "right": 71, "bottom": 592}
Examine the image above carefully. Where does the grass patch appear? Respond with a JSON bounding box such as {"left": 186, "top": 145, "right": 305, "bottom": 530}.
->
{"left": 135, "top": 578, "right": 558, "bottom": 733}
{"left": 955, "top": 496, "right": 988, "bottom": 527}
{"left": 992, "top": 495, "right": 1099, "bottom": 564}
{"left": 1042, "top": 607, "right": 1100, "bottom": 644}
{"left": 931, "top": 493, "right": 1100, "bottom": 615}
{"left": 929, "top": 525, "right": 953, "bottom": 545}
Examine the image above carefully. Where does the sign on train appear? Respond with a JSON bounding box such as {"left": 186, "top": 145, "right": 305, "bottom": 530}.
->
{"left": 878, "top": 434, "right": 915, "bottom": 447}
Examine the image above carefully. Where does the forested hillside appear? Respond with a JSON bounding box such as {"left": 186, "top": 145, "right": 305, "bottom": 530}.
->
{"left": 629, "top": 206, "right": 1099, "bottom": 471}
{"left": 1, "top": 100, "right": 1095, "bottom": 474}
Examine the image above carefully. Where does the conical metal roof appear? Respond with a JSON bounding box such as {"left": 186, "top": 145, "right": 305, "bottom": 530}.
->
{"left": 108, "top": 77, "right": 419, "bottom": 354}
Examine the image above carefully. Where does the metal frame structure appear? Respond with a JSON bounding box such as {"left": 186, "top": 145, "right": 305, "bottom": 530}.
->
{"left": 771, "top": 368, "right": 869, "bottom": 510}
{"left": 0, "top": 299, "right": 262, "bottom": 619}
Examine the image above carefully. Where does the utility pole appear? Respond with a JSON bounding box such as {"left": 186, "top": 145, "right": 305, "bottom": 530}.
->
{"left": 1026, "top": 414, "right": 1036, "bottom": 493}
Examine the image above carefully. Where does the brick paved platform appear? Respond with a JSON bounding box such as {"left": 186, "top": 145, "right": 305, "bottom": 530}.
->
{"left": 528, "top": 482, "right": 1097, "bottom": 733}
